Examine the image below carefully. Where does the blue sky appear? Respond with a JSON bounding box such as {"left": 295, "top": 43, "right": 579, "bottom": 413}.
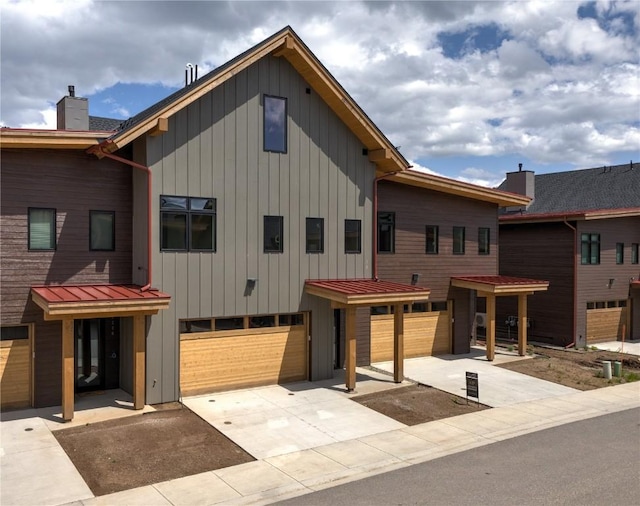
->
{"left": 2, "top": 0, "right": 639, "bottom": 186}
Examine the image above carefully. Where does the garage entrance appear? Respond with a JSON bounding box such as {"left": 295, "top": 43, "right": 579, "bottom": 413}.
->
{"left": 179, "top": 312, "right": 309, "bottom": 396}
{"left": 0, "top": 324, "right": 33, "bottom": 409}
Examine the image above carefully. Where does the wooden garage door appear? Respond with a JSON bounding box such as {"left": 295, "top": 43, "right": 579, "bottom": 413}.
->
{"left": 371, "top": 311, "right": 450, "bottom": 363}
{"left": 586, "top": 307, "right": 627, "bottom": 344}
{"left": 180, "top": 325, "right": 308, "bottom": 397}
{"left": 1, "top": 325, "right": 32, "bottom": 410}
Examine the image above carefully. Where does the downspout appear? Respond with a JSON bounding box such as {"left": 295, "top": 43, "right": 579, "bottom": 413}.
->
{"left": 563, "top": 217, "right": 577, "bottom": 348}
{"left": 373, "top": 171, "right": 401, "bottom": 280}
{"left": 89, "top": 146, "right": 153, "bottom": 292}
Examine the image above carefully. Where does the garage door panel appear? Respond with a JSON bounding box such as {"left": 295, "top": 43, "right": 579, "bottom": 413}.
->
{"left": 1, "top": 339, "right": 31, "bottom": 409}
{"left": 587, "top": 308, "right": 626, "bottom": 344}
{"left": 371, "top": 312, "right": 450, "bottom": 363}
{"left": 180, "top": 327, "right": 307, "bottom": 396}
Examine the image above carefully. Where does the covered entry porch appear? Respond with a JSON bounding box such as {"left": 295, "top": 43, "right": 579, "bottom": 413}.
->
{"left": 305, "top": 279, "right": 431, "bottom": 392}
{"left": 31, "top": 284, "right": 170, "bottom": 421}
{"left": 450, "top": 276, "right": 549, "bottom": 361}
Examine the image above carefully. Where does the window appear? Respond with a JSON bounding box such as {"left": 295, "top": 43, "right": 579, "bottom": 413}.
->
{"left": 28, "top": 208, "right": 56, "bottom": 250}
{"left": 90, "top": 211, "right": 115, "bottom": 251}
{"left": 160, "top": 196, "right": 216, "bottom": 252}
{"left": 345, "top": 219, "right": 361, "bottom": 254}
{"left": 425, "top": 225, "right": 438, "bottom": 254}
{"left": 179, "top": 319, "right": 212, "bottom": 333}
{"left": 264, "top": 215, "right": 284, "bottom": 253}
{"left": 453, "top": 226, "right": 465, "bottom": 254}
{"left": 431, "top": 301, "right": 448, "bottom": 311}
{"left": 264, "top": 95, "right": 287, "bottom": 153}
{"left": 580, "top": 233, "right": 600, "bottom": 264}
{"left": 0, "top": 325, "right": 29, "bottom": 341}
{"left": 616, "top": 243, "right": 624, "bottom": 264}
{"left": 632, "top": 243, "right": 639, "bottom": 264}
{"left": 478, "top": 227, "right": 490, "bottom": 255}
{"left": 377, "top": 212, "right": 395, "bottom": 253}
{"left": 306, "top": 218, "right": 324, "bottom": 253}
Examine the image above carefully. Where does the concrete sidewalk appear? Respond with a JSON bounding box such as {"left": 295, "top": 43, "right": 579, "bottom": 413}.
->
{"left": 1, "top": 366, "right": 639, "bottom": 506}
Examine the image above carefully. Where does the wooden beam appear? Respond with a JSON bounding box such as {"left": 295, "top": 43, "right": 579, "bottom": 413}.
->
{"left": 61, "top": 319, "right": 74, "bottom": 421}
{"left": 486, "top": 293, "right": 496, "bottom": 361}
{"left": 149, "top": 117, "right": 168, "bottom": 137}
{"left": 393, "top": 304, "right": 404, "bottom": 383}
{"left": 273, "top": 36, "right": 295, "bottom": 57}
{"left": 368, "top": 148, "right": 391, "bottom": 163}
{"left": 518, "top": 294, "right": 527, "bottom": 356}
{"left": 345, "top": 307, "right": 357, "bottom": 392}
{"left": 133, "top": 315, "right": 146, "bottom": 410}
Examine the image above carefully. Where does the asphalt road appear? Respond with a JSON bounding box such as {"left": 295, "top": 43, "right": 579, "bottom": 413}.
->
{"left": 277, "top": 407, "right": 640, "bottom": 506}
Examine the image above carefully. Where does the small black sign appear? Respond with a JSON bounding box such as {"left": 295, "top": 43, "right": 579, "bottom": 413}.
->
{"left": 466, "top": 371, "right": 479, "bottom": 400}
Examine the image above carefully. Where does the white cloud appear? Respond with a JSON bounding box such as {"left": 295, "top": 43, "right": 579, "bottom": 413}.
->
{"left": 1, "top": 0, "right": 638, "bottom": 174}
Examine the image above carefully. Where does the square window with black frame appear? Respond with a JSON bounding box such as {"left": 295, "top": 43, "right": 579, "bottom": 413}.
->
{"left": 264, "top": 215, "right": 284, "bottom": 253}
{"left": 264, "top": 95, "right": 287, "bottom": 153}
{"left": 425, "top": 225, "right": 439, "bottom": 254}
{"left": 28, "top": 208, "right": 56, "bottom": 250}
{"left": 453, "top": 226, "right": 465, "bottom": 254}
{"left": 90, "top": 210, "right": 115, "bottom": 251}
{"left": 478, "top": 227, "right": 490, "bottom": 255}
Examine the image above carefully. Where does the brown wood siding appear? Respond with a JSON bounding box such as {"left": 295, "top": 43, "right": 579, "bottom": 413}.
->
{"left": 0, "top": 338, "right": 31, "bottom": 409}
{"left": 377, "top": 181, "right": 498, "bottom": 354}
{"left": 498, "top": 222, "right": 575, "bottom": 346}
{"left": 1, "top": 149, "right": 133, "bottom": 407}
{"left": 356, "top": 306, "right": 370, "bottom": 366}
{"left": 575, "top": 217, "right": 640, "bottom": 344}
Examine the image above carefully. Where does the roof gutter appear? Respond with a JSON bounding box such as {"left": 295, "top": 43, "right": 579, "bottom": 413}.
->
{"left": 88, "top": 145, "right": 153, "bottom": 292}
{"left": 373, "top": 171, "right": 402, "bottom": 280}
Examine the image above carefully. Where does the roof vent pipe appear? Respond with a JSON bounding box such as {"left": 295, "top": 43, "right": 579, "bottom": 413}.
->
{"left": 518, "top": 163, "right": 522, "bottom": 172}
{"left": 68, "top": 85, "right": 75, "bottom": 98}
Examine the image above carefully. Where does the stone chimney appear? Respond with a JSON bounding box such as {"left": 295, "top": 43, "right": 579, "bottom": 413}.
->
{"left": 504, "top": 163, "right": 535, "bottom": 209}
{"left": 56, "top": 85, "right": 89, "bottom": 131}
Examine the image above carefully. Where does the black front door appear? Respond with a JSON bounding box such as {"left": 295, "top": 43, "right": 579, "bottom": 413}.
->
{"left": 75, "top": 318, "right": 120, "bottom": 392}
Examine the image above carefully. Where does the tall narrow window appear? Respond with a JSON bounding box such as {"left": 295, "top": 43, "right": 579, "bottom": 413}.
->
{"left": 453, "top": 226, "right": 465, "bottom": 254}
{"left": 28, "top": 208, "right": 56, "bottom": 250}
{"left": 306, "top": 218, "right": 324, "bottom": 253}
{"left": 425, "top": 225, "right": 438, "bottom": 254}
{"left": 264, "top": 215, "right": 284, "bottom": 253}
{"left": 377, "top": 212, "right": 395, "bottom": 253}
{"left": 478, "top": 227, "right": 490, "bottom": 255}
{"left": 90, "top": 211, "right": 115, "bottom": 251}
{"left": 264, "top": 95, "right": 287, "bottom": 153}
{"left": 616, "top": 243, "right": 624, "bottom": 264}
{"left": 632, "top": 243, "right": 639, "bottom": 264}
{"left": 580, "top": 233, "right": 600, "bottom": 264}
{"left": 160, "top": 196, "right": 216, "bottom": 252}
{"left": 345, "top": 219, "right": 361, "bottom": 254}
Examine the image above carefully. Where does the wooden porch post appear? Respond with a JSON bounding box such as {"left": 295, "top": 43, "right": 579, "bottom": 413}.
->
{"left": 345, "top": 307, "right": 357, "bottom": 392}
{"left": 518, "top": 294, "right": 527, "bottom": 356}
{"left": 133, "top": 314, "right": 146, "bottom": 410}
{"left": 61, "top": 319, "right": 74, "bottom": 421}
{"left": 393, "top": 303, "right": 404, "bottom": 383}
{"left": 486, "top": 293, "right": 496, "bottom": 361}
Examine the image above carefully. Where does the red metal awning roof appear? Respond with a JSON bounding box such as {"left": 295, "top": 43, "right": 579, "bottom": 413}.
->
{"left": 451, "top": 275, "right": 549, "bottom": 294}
{"left": 305, "top": 279, "right": 430, "bottom": 305}
{"left": 31, "top": 284, "right": 171, "bottom": 319}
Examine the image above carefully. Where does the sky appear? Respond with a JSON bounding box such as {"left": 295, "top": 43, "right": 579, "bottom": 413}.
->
{"left": 1, "top": 0, "right": 639, "bottom": 186}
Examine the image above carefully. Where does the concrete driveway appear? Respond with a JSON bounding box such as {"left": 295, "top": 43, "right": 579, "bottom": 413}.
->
{"left": 183, "top": 368, "right": 410, "bottom": 459}
{"left": 373, "top": 348, "right": 579, "bottom": 407}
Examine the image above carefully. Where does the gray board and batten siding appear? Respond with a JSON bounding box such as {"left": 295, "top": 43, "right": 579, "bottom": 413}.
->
{"left": 133, "top": 55, "right": 376, "bottom": 404}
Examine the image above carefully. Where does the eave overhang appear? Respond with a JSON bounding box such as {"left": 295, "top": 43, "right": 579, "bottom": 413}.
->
{"left": 305, "top": 279, "right": 430, "bottom": 307}
{"left": 500, "top": 207, "right": 640, "bottom": 224}
{"left": 0, "top": 129, "right": 110, "bottom": 149}
{"left": 388, "top": 170, "right": 531, "bottom": 207}
{"left": 31, "top": 284, "right": 171, "bottom": 320}
{"left": 451, "top": 276, "right": 549, "bottom": 295}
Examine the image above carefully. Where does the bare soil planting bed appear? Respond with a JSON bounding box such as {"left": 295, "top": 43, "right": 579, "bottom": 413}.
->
{"left": 54, "top": 404, "right": 254, "bottom": 496}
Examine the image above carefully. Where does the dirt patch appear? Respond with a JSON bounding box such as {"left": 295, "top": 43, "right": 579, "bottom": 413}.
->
{"left": 497, "top": 346, "right": 640, "bottom": 390}
{"left": 54, "top": 405, "right": 254, "bottom": 496}
{"left": 352, "top": 384, "right": 489, "bottom": 425}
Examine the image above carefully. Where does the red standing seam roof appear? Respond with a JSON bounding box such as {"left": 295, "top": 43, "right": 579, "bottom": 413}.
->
{"left": 450, "top": 275, "right": 548, "bottom": 286}
{"left": 305, "top": 279, "right": 430, "bottom": 295}
{"left": 31, "top": 284, "right": 170, "bottom": 304}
